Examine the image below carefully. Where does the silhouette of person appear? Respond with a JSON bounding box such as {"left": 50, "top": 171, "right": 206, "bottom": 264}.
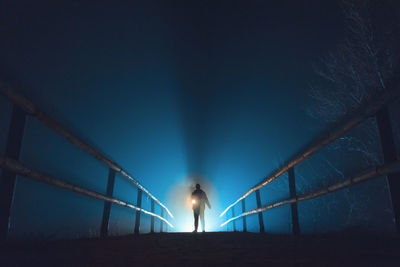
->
{"left": 191, "top": 183, "right": 211, "bottom": 232}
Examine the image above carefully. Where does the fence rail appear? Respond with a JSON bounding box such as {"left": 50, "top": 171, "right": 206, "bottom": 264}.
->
{"left": 0, "top": 157, "right": 173, "bottom": 228}
{"left": 0, "top": 84, "right": 173, "bottom": 219}
{"left": 220, "top": 86, "right": 400, "bottom": 219}
{"left": 221, "top": 160, "right": 400, "bottom": 227}
{"left": 0, "top": 83, "right": 174, "bottom": 239}
{"left": 220, "top": 79, "right": 400, "bottom": 233}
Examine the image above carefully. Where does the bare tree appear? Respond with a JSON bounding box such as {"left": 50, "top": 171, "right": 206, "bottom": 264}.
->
{"left": 308, "top": 0, "right": 400, "bottom": 166}
{"left": 304, "top": 0, "right": 400, "bottom": 232}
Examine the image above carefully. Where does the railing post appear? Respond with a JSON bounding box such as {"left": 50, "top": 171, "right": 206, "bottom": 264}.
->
{"left": 288, "top": 167, "right": 300, "bottom": 235}
{"left": 255, "top": 189, "right": 265, "bottom": 233}
{"left": 232, "top": 208, "right": 236, "bottom": 232}
{"left": 134, "top": 189, "right": 142, "bottom": 234}
{"left": 160, "top": 209, "right": 164, "bottom": 232}
{"left": 376, "top": 106, "right": 400, "bottom": 234}
{"left": 0, "top": 105, "right": 26, "bottom": 241}
{"left": 150, "top": 199, "right": 155, "bottom": 233}
{"left": 241, "top": 199, "right": 247, "bottom": 232}
{"left": 100, "top": 168, "right": 116, "bottom": 238}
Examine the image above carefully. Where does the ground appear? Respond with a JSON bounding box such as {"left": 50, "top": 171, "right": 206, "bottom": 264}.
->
{"left": 1, "top": 232, "right": 400, "bottom": 266}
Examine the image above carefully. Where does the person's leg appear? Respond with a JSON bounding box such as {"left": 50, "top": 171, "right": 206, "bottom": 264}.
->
{"left": 193, "top": 211, "right": 199, "bottom": 232}
{"left": 200, "top": 209, "right": 205, "bottom": 232}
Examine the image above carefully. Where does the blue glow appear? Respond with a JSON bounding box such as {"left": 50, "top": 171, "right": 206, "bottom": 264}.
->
{"left": 1, "top": 2, "right": 397, "bottom": 239}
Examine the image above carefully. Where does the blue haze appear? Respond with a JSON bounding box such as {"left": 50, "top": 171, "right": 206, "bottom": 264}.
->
{"left": 0, "top": 1, "right": 396, "bottom": 237}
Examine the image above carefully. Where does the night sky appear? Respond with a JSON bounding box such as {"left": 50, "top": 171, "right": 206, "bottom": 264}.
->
{"left": 1, "top": 0, "right": 398, "bottom": 238}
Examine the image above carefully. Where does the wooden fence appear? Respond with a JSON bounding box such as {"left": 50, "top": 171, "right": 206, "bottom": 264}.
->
{"left": 220, "top": 80, "right": 400, "bottom": 234}
{"left": 0, "top": 84, "right": 174, "bottom": 240}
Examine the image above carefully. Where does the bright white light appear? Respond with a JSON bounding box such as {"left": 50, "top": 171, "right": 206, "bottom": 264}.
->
{"left": 166, "top": 175, "right": 222, "bottom": 232}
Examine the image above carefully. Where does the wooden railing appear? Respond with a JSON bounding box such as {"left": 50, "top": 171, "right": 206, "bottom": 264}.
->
{"left": 220, "top": 79, "right": 400, "bottom": 234}
{"left": 0, "top": 84, "right": 174, "bottom": 240}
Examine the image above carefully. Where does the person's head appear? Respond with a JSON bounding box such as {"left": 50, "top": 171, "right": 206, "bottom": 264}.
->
{"left": 196, "top": 184, "right": 200, "bottom": 190}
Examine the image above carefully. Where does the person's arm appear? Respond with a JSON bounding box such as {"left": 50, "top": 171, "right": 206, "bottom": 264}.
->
{"left": 204, "top": 192, "right": 211, "bottom": 209}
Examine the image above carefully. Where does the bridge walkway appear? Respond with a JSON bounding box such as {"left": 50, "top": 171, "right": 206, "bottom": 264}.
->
{"left": 1, "top": 232, "right": 399, "bottom": 266}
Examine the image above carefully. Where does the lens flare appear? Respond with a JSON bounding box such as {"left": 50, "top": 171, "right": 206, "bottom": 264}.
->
{"left": 192, "top": 199, "right": 196, "bottom": 204}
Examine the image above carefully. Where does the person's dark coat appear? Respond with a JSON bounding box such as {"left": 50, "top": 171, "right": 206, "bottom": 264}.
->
{"left": 192, "top": 188, "right": 211, "bottom": 214}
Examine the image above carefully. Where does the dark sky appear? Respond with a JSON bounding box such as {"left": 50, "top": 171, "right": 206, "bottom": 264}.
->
{"left": 3, "top": 1, "right": 394, "bottom": 236}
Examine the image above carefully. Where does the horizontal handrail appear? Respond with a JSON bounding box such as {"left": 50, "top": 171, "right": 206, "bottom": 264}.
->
{"left": 221, "top": 160, "right": 400, "bottom": 227}
{"left": 0, "top": 83, "right": 173, "bottom": 218}
{"left": 0, "top": 157, "right": 173, "bottom": 228}
{"left": 220, "top": 85, "right": 400, "bottom": 218}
